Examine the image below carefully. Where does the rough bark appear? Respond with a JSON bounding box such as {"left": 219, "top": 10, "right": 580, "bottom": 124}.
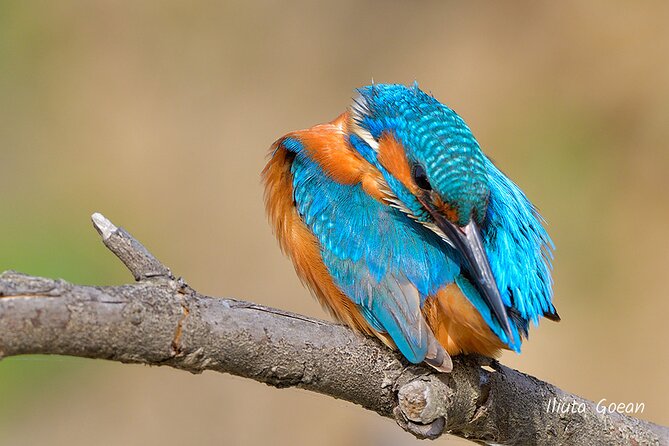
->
{"left": 0, "top": 214, "right": 666, "bottom": 445}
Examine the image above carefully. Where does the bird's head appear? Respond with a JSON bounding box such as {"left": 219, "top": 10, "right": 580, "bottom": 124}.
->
{"left": 348, "top": 83, "right": 513, "bottom": 338}
{"left": 349, "top": 83, "right": 489, "bottom": 226}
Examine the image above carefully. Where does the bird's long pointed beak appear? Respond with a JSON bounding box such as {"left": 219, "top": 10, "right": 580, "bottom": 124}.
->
{"left": 418, "top": 197, "right": 514, "bottom": 342}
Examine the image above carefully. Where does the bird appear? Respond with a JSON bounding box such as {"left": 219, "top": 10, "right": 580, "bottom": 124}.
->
{"left": 262, "top": 83, "right": 558, "bottom": 372}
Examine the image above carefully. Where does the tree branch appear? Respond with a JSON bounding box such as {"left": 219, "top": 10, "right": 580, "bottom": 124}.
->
{"left": 0, "top": 214, "right": 666, "bottom": 445}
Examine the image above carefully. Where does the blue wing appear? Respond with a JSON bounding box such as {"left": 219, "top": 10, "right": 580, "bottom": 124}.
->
{"left": 483, "top": 157, "right": 557, "bottom": 330}
{"left": 287, "top": 137, "right": 459, "bottom": 364}
{"left": 283, "top": 136, "right": 555, "bottom": 358}
{"left": 450, "top": 159, "right": 556, "bottom": 350}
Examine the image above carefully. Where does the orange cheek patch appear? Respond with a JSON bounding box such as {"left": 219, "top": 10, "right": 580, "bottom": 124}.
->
{"left": 376, "top": 133, "right": 421, "bottom": 195}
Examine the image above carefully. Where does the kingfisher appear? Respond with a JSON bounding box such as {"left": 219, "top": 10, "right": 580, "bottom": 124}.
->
{"left": 262, "top": 83, "right": 559, "bottom": 372}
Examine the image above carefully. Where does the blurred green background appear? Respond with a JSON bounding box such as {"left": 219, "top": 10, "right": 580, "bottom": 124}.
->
{"left": 1, "top": 1, "right": 668, "bottom": 445}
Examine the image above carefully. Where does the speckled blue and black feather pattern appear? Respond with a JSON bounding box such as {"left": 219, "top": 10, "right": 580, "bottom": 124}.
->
{"left": 352, "top": 84, "right": 489, "bottom": 226}
{"left": 279, "top": 83, "right": 557, "bottom": 364}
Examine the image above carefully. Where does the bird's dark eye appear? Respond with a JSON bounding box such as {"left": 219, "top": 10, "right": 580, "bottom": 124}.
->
{"left": 412, "top": 164, "right": 432, "bottom": 191}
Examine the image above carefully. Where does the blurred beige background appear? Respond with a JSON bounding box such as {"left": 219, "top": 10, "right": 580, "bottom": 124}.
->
{"left": 1, "top": 1, "right": 668, "bottom": 445}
